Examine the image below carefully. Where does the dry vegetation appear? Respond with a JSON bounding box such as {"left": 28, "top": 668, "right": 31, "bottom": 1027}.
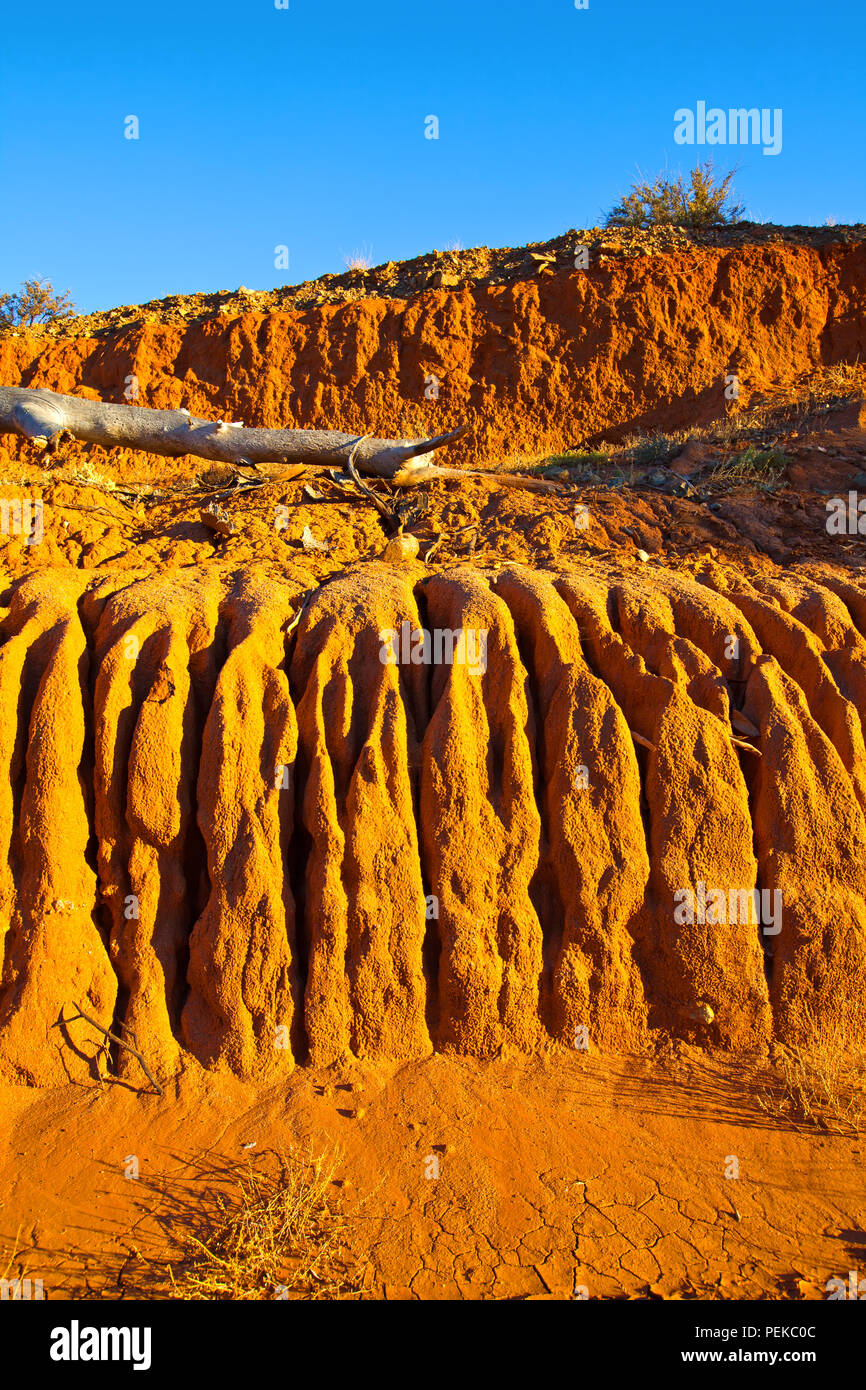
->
{"left": 606, "top": 160, "right": 745, "bottom": 230}
{"left": 759, "top": 1007, "right": 866, "bottom": 1135}
{"left": 520, "top": 360, "right": 865, "bottom": 482}
{"left": 0, "top": 1147, "right": 367, "bottom": 1300}
{"left": 164, "top": 1148, "right": 365, "bottom": 1300}
{"left": 708, "top": 446, "right": 789, "bottom": 486}
{"left": 343, "top": 246, "right": 374, "bottom": 271}
{"left": 0, "top": 277, "right": 74, "bottom": 329}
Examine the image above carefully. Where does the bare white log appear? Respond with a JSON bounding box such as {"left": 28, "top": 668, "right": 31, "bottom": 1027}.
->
{"left": 0, "top": 385, "right": 469, "bottom": 486}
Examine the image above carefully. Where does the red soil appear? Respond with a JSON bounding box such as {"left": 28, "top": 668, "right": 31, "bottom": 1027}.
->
{"left": 1, "top": 230, "right": 865, "bottom": 1300}
{"left": 1, "top": 237, "right": 863, "bottom": 467}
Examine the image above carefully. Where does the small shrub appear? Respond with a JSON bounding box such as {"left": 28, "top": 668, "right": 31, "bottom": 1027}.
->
{"left": 0, "top": 277, "right": 75, "bottom": 328}
{"left": 534, "top": 450, "right": 608, "bottom": 480}
{"left": 344, "top": 246, "right": 373, "bottom": 271}
{"left": 167, "top": 1148, "right": 363, "bottom": 1300}
{"left": 710, "top": 445, "right": 788, "bottom": 485}
{"left": 606, "top": 160, "right": 744, "bottom": 230}
{"left": 819, "top": 361, "right": 863, "bottom": 394}
{"left": 619, "top": 432, "right": 685, "bottom": 465}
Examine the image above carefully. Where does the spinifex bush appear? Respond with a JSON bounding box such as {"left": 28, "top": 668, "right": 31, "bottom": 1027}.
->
{"left": 606, "top": 160, "right": 744, "bottom": 230}
{"left": 167, "top": 1148, "right": 364, "bottom": 1300}
{"left": 535, "top": 450, "right": 609, "bottom": 480}
{"left": 760, "top": 1005, "right": 866, "bottom": 1135}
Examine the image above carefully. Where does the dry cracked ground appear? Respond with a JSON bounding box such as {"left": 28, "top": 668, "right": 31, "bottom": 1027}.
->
{"left": 3, "top": 1050, "right": 862, "bottom": 1301}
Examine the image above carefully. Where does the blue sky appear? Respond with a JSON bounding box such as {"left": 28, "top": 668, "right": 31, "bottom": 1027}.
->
{"left": 1, "top": 0, "right": 862, "bottom": 313}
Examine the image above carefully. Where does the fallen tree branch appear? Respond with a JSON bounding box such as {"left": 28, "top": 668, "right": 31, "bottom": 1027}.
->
{"left": 0, "top": 384, "right": 468, "bottom": 485}
{"left": 0, "top": 385, "right": 561, "bottom": 491}
{"left": 53, "top": 1003, "right": 164, "bottom": 1095}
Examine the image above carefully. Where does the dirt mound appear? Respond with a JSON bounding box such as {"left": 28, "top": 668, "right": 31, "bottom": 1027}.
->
{"left": 1, "top": 233, "right": 864, "bottom": 470}
{"left": 1, "top": 558, "right": 865, "bottom": 1085}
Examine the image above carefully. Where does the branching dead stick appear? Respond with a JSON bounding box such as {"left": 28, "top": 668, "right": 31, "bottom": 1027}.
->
{"left": 54, "top": 1004, "right": 164, "bottom": 1095}
{"left": 343, "top": 435, "right": 405, "bottom": 531}
{"left": 0, "top": 385, "right": 468, "bottom": 485}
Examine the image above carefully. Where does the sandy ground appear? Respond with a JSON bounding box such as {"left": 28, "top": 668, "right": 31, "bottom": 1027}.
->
{"left": 1, "top": 1049, "right": 862, "bottom": 1301}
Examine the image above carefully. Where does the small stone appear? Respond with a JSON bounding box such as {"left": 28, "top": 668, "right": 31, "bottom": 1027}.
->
{"left": 200, "top": 502, "right": 236, "bottom": 537}
{"left": 686, "top": 1003, "right": 715, "bottom": 1024}
{"left": 636, "top": 549, "right": 650, "bottom": 562}
{"left": 382, "top": 532, "right": 420, "bottom": 563}
{"left": 428, "top": 270, "right": 460, "bottom": 288}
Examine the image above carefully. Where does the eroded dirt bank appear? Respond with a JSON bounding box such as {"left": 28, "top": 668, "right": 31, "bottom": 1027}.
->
{"left": 1, "top": 235, "right": 864, "bottom": 468}
{"left": 1, "top": 558, "right": 865, "bottom": 1085}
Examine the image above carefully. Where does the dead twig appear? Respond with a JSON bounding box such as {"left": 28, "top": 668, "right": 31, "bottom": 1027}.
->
{"left": 285, "top": 591, "right": 314, "bottom": 637}
{"left": 423, "top": 536, "right": 445, "bottom": 563}
{"left": 630, "top": 730, "right": 656, "bottom": 753}
{"left": 54, "top": 503, "right": 141, "bottom": 527}
{"left": 731, "top": 735, "right": 762, "bottom": 756}
{"left": 344, "top": 436, "right": 401, "bottom": 533}
{"left": 481, "top": 472, "right": 561, "bottom": 493}
{"left": 53, "top": 1004, "right": 164, "bottom": 1096}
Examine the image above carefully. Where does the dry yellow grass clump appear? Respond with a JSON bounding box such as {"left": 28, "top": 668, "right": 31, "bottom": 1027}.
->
{"left": 760, "top": 1006, "right": 866, "bottom": 1134}
{"left": 166, "top": 1149, "right": 365, "bottom": 1301}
